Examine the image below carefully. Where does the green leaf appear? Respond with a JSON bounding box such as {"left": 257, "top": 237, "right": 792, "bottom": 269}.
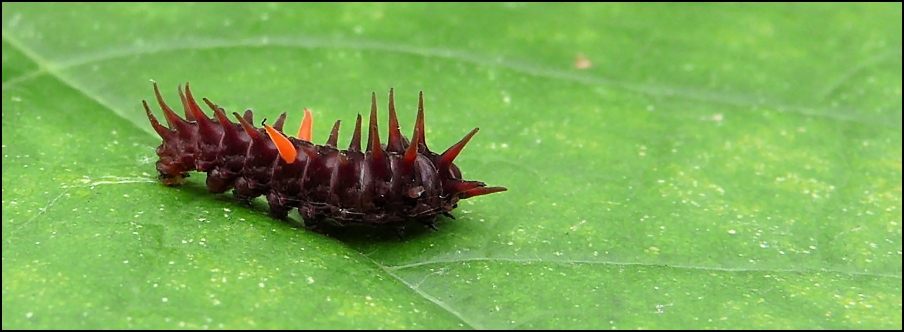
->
{"left": 3, "top": 3, "right": 901, "bottom": 329}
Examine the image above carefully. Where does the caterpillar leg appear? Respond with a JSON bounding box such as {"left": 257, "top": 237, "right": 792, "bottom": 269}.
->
{"left": 395, "top": 225, "right": 407, "bottom": 240}
{"left": 205, "top": 169, "right": 236, "bottom": 194}
{"left": 156, "top": 159, "right": 189, "bottom": 186}
{"left": 266, "top": 192, "right": 291, "bottom": 220}
{"left": 233, "top": 177, "right": 267, "bottom": 201}
{"left": 302, "top": 217, "right": 326, "bottom": 233}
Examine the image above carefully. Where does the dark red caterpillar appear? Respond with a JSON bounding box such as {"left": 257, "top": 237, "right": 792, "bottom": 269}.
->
{"left": 143, "top": 82, "right": 506, "bottom": 231}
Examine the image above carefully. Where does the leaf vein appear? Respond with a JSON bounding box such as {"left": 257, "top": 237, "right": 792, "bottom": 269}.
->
{"left": 386, "top": 257, "right": 902, "bottom": 279}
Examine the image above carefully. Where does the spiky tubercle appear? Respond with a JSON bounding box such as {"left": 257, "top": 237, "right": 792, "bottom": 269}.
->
{"left": 144, "top": 82, "right": 506, "bottom": 229}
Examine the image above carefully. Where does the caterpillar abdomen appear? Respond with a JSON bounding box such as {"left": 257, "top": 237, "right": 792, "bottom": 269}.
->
{"left": 144, "top": 82, "right": 506, "bottom": 230}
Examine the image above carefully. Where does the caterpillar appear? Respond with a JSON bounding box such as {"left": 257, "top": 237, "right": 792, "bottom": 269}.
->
{"left": 143, "top": 82, "right": 506, "bottom": 232}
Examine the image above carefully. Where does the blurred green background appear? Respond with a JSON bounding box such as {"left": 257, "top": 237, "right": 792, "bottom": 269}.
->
{"left": 2, "top": 3, "right": 901, "bottom": 329}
